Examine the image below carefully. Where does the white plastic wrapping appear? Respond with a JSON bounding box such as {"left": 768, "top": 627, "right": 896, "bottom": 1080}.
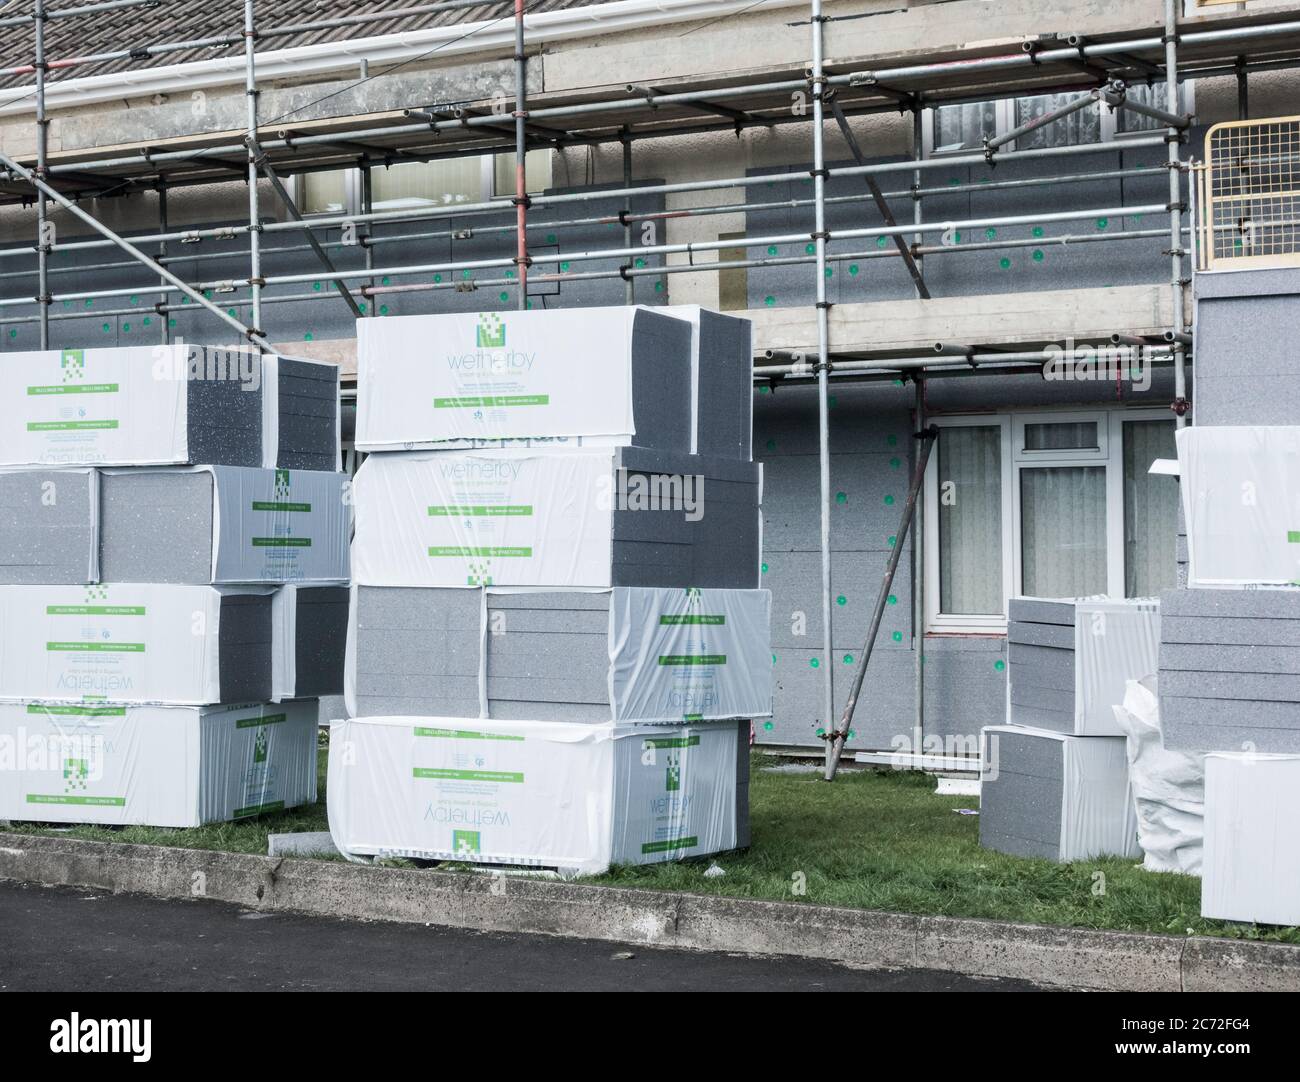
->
{"left": 1177, "top": 426, "right": 1300, "bottom": 587}
{"left": 1111, "top": 677, "right": 1204, "bottom": 875}
{"left": 0, "top": 344, "right": 272, "bottom": 467}
{"left": 1073, "top": 598, "right": 1160, "bottom": 735}
{"left": 0, "top": 699, "right": 317, "bottom": 826}
{"left": 356, "top": 308, "right": 646, "bottom": 451}
{"left": 327, "top": 716, "right": 738, "bottom": 876}
{"left": 352, "top": 449, "right": 616, "bottom": 587}
{"left": 0, "top": 583, "right": 269, "bottom": 704}
{"left": 1202, "top": 752, "right": 1300, "bottom": 925}
{"left": 608, "top": 587, "right": 772, "bottom": 722}
{"left": 1059, "top": 730, "right": 1141, "bottom": 862}
{"left": 104, "top": 465, "right": 351, "bottom": 583}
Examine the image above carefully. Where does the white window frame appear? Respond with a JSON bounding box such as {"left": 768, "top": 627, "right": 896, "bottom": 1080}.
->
{"left": 924, "top": 406, "right": 1174, "bottom": 633}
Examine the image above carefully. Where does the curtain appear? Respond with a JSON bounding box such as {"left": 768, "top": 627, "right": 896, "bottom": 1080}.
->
{"left": 938, "top": 426, "right": 1003, "bottom": 614}
{"left": 934, "top": 102, "right": 997, "bottom": 153}
{"left": 1123, "top": 420, "right": 1179, "bottom": 597}
{"left": 373, "top": 158, "right": 482, "bottom": 208}
{"left": 1021, "top": 466, "right": 1107, "bottom": 597}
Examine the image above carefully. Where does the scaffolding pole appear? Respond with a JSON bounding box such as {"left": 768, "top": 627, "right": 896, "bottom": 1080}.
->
{"left": 513, "top": 0, "right": 529, "bottom": 310}
{"left": 1166, "top": 0, "right": 1190, "bottom": 427}
{"left": 34, "top": 0, "right": 49, "bottom": 349}
{"left": 809, "top": 0, "right": 836, "bottom": 769}
{"left": 244, "top": 0, "right": 263, "bottom": 339}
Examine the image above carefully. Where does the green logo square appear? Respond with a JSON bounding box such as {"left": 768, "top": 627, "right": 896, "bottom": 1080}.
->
{"left": 452, "top": 829, "right": 481, "bottom": 856}
{"left": 253, "top": 728, "right": 269, "bottom": 764}
{"left": 476, "top": 313, "right": 505, "bottom": 348}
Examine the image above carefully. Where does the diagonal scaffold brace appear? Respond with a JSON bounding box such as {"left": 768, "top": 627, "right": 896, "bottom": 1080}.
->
{"left": 824, "top": 423, "right": 940, "bottom": 781}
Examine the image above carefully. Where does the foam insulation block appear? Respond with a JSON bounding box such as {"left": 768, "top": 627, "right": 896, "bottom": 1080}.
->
{"left": 0, "top": 468, "right": 98, "bottom": 584}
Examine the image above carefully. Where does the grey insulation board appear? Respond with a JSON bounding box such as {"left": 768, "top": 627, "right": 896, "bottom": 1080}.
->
{"left": 624, "top": 309, "right": 695, "bottom": 454}
{"left": 182, "top": 350, "right": 266, "bottom": 466}
{"left": 1009, "top": 682, "right": 1075, "bottom": 712}
{"left": 1161, "top": 588, "right": 1300, "bottom": 620}
{"left": 1007, "top": 621, "right": 1075, "bottom": 649}
{"left": 1160, "top": 717, "right": 1300, "bottom": 755}
{"left": 275, "top": 357, "right": 340, "bottom": 471}
{"left": 487, "top": 700, "right": 611, "bottom": 722}
{"left": 1161, "top": 669, "right": 1300, "bottom": 702}
{"left": 1007, "top": 642, "right": 1076, "bottom": 686}
{"left": 1007, "top": 598, "right": 1077, "bottom": 626}
{"left": 99, "top": 470, "right": 214, "bottom": 583}
{"left": 1008, "top": 701, "right": 1075, "bottom": 733}
{"left": 217, "top": 593, "right": 273, "bottom": 703}
{"left": 762, "top": 548, "right": 912, "bottom": 651}
{"left": 292, "top": 586, "right": 349, "bottom": 698}
{"left": 979, "top": 731, "right": 1065, "bottom": 861}
{"left": 1160, "top": 643, "right": 1300, "bottom": 675}
{"left": 1161, "top": 616, "right": 1300, "bottom": 648}
{"left": 694, "top": 309, "right": 753, "bottom": 461}
{"left": 0, "top": 469, "right": 97, "bottom": 584}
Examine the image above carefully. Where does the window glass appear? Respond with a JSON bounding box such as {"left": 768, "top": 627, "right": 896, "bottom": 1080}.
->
{"left": 1024, "top": 421, "right": 1099, "bottom": 451}
{"left": 938, "top": 426, "right": 1003, "bottom": 614}
{"left": 302, "top": 170, "right": 348, "bottom": 215}
{"left": 1117, "top": 83, "right": 1175, "bottom": 134}
{"left": 493, "top": 149, "right": 553, "bottom": 197}
{"left": 1014, "top": 93, "right": 1101, "bottom": 150}
{"left": 1020, "top": 466, "right": 1107, "bottom": 597}
{"left": 372, "top": 158, "right": 483, "bottom": 209}
{"left": 933, "top": 102, "right": 997, "bottom": 153}
{"left": 1123, "top": 419, "right": 1179, "bottom": 597}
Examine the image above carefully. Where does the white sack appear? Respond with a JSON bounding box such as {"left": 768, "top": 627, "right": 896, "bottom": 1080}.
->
{"left": 1111, "top": 676, "right": 1205, "bottom": 875}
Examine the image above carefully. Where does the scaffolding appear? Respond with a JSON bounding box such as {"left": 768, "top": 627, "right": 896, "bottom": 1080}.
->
{"left": 3, "top": 0, "right": 1295, "bottom": 766}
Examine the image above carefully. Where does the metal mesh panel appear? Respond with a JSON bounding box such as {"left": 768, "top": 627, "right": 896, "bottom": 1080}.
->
{"left": 1200, "top": 117, "right": 1300, "bottom": 270}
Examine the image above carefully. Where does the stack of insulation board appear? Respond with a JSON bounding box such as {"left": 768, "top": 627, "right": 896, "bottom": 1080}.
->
{"left": 979, "top": 596, "right": 1156, "bottom": 861}
{"left": 331, "top": 306, "right": 768, "bottom": 875}
{"left": 0, "top": 344, "right": 351, "bottom": 827}
{"left": 1161, "top": 427, "right": 1300, "bottom": 756}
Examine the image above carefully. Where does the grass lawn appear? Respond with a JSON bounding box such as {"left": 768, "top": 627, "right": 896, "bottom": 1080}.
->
{"left": 3, "top": 745, "right": 1295, "bottom": 944}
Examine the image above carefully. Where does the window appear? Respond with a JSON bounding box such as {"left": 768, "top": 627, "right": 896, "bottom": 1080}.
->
{"left": 924, "top": 409, "right": 1176, "bottom": 631}
{"left": 922, "top": 84, "right": 1193, "bottom": 156}
{"left": 297, "top": 149, "right": 554, "bottom": 216}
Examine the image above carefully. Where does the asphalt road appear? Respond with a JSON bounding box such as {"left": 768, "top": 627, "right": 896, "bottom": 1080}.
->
{"left": 0, "top": 880, "right": 1045, "bottom": 992}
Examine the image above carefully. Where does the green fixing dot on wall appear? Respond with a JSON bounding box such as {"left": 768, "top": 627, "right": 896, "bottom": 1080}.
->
{"left": 953, "top": 231, "right": 962, "bottom": 243}
{"left": 634, "top": 257, "right": 646, "bottom": 269}
{"left": 203, "top": 290, "right": 214, "bottom": 300}
{"left": 168, "top": 319, "right": 177, "bottom": 328}
{"left": 848, "top": 730, "right": 856, "bottom": 740}
{"left": 824, "top": 267, "right": 833, "bottom": 279}
{"left": 505, "top": 269, "right": 515, "bottom": 279}
{"left": 890, "top": 456, "right": 901, "bottom": 468}
{"left": 763, "top": 721, "right": 774, "bottom": 732}
{"left": 883, "top": 494, "right": 895, "bottom": 506}
{"left": 758, "top": 384, "right": 770, "bottom": 394}
{"left": 948, "top": 178, "right": 959, "bottom": 187}
{"left": 560, "top": 261, "right": 570, "bottom": 272}
{"left": 499, "top": 292, "right": 509, "bottom": 303}
{"left": 462, "top": 270, "right": 471, "bottom": 280}
{"left": 101, "top": 323, "right": 111, "bottom": 333}
{"left": 62, "top": 300, "right": 71, "bottom": 309}
{"left": 994, "top": 659, "right": 1006, "bottom": 672}
{"left": 849, "top": 264, "right": 859, "bottom": 276}
{"left": 999, "top": 257, "right": 1012, "bottom": 270}
{"left": 1132, "top": 213, "right": 1143, "bottom": 224}
{"left": 382, "top": 276, "right": 391, "bottom": 286}
{"left": 1032, "top": 225, "right": 1044, "bottom": 238}
{"left": 810, "top": 658, "right": 820, "bottom": 669}
{"left": 84, "top": 299, "right": 94, "bottom": 309}
{"left": 304, "top": 332, "right": 314, "bottom": 342}
{"left": 359, "top": 303, "right": 368, "bottom": 315}
{"left": 771, "top": 654, "right": 776, "bottom": 666}
{"left": 764, "top": 296, "right": 775, "bottom": 307}
{"left": 760, "top": 562, "right": 768, "bottom": 574}
{"left": 1096, "top": 217, "right": 1109, "bottom": 230}
{"left": 767, "top": 245, "right": 778, "bottom": 256}
{"left": 887, "top": 535, "right": 897, "bottom": 547}
{"left": 143, "top": 317, "right": 152, "bottom": 327}
{"left": 887, "top": 434, "right": 898, "bottom": 446}
{"left": 8, "top": 329, "right": 16, "bottom": 338}
{"left": 828, "top": 395, "right": 837, "bottom": 408}
{"left": 654, "top": 281, "right": 664, "bottom": 293}
{"left": 876, "top": 236, "right": 888, "bottom": 249}
{"left": 835, "top": 491, "right": 847, "bottom": 505}
{"left": 312, "top": 281, "right": 322, "bottom": 291}
{"left": 805, "top": 243, "right": 815, "bottom": 255}
{"left": 526, "top": 299, "right": 535, "bottom": 310}
{"left": 227, "top": 309, "right": 236, "bottom": 317}
{"left": 1032, "top": 249, "right": 1045, "bottom": 263}
{"left": 122, "top": 323, "right": 131, "bottom": 333}
{"left": 887, "top": 594, "right": 897, "bottom": 606}
{"left": 843, "top": 654, "right": 853, "bottom": 665}
{"left": 836, "top": 595, "right": 846, "bottom": 607}
{"left": 433, "top": 274, "right": 443, "bottom": 283}
{"left": 985, "top": 227, "right": 997, "bottom": 240}
{"left": 546, "top": 234, "right": 557, "bottom": 244}
{"left": 129, "top": 295, "right": 139, "bottom": 305}
{"left": 380, "top": 305, "right": 390, "bottom": 316}
{"left": 891, "top": 631, "right": 903, "bottom": 643}
{"left": 816, "top": 727, "right": 826, "bottom": 737}
{"left": 765, "top": 438, "right": 776, "bottom": 451}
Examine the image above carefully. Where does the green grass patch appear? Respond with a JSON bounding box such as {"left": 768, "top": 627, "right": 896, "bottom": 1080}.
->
{"left": 3, "top": 748, "right": 1296, "bottom": 943}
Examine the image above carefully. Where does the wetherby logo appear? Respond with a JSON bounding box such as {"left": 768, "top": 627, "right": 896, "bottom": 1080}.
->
{"left": 445, "top": 312, "right": 536, "bottom": 371}
{"left": 49, "top": 1013, "right": 151, "bottom": 1062}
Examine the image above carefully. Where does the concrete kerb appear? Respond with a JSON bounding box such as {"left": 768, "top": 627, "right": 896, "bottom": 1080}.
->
{"left": 2, "top": 833, "right": 1299, "bottom": 991}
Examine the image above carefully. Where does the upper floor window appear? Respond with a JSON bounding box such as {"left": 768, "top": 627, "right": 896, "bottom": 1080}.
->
{"left": 297, "top": 149, "right": 554, "bottom": 216}
{"left": 923, "top": 84, "right": 1192, "bottom": 157}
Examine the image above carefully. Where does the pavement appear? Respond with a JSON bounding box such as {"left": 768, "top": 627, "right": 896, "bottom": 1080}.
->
{"left": 0, "top": 880, "right": 1045, "bottom": 992}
